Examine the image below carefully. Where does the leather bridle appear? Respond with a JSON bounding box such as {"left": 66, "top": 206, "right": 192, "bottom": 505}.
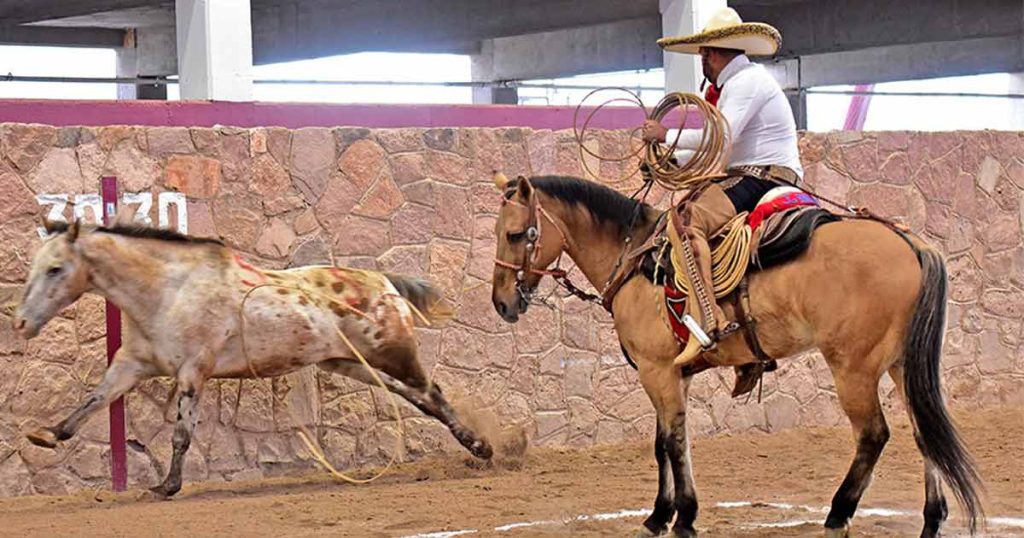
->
{"left": 493, "top": 177, "right": 606, "bottom": 308}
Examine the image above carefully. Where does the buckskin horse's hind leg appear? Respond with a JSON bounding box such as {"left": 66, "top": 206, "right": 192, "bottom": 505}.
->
{"left": 887, "top": 363, "right": 948, "bottom": 538}
{"left": 317, "top": 358, "right": 493, "bottom": 459}
{"left": 150, "top": 367, "right": 206, "bottom": 498}
{"left": 823, "top": 351, "right": 890, "bottom": 537}
{"left": 27, "top": 356, "right": 153, "bottom": 449}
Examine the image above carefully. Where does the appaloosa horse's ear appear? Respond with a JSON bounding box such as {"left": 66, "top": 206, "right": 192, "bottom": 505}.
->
{"left": 67, "top": 219, "right": 80, "bottom": 243}
{"left": 40, "top": 215, "right": 56, "bottom": 235}
{"left": 492, "top": 170, "right": 511, "bottom": 190}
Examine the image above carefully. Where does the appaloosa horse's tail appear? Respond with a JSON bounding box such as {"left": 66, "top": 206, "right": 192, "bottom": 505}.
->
{"left": 903, "top": 242, "right": 984, "bottom": 533}
{"left": 385, "top": 273, "right": 455, "bottom": 323}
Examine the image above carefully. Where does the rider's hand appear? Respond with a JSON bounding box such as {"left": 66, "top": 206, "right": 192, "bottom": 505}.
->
{"left": 642, "top": 120, "right": 668, "bottom": 142}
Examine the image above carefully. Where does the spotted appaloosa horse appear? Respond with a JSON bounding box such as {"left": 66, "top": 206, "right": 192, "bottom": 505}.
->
{"left": 490, "top": 174, "right": 983, "bottom": 538}
{"left": 14, "top": 220, "right": 492, "bottom": 497}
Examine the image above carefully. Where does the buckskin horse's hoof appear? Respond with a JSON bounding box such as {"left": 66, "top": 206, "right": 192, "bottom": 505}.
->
{"left": 635, "top": 527, "right": 665, "bottom": 538}
{"left": 26, "top": 428, "right": 59, "bottom": 449}
{"left": 824, "top": 524, "right": 850, "bottom": 538}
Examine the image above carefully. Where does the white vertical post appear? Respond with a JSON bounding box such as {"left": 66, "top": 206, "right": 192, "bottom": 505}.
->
{"left": 1009, "top": 73, "right": 1024, "bottom": 130}
{"left": 659, "top": 0, "right": 728, "bottom": 93}
{"left": 175, "top": 0, "right": 254, "bottom": 101}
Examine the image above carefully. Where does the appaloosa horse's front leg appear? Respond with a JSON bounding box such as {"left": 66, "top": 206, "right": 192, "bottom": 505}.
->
{"left": 151, "top": 367, "right": 206, "bottom": 498}
{"left": 27, "top": 355, "right": 154, "bottom": 448}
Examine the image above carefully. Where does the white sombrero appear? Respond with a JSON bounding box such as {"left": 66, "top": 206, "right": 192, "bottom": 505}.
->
{"left": 657, "top": 7, "right": 781, "bottom": 57}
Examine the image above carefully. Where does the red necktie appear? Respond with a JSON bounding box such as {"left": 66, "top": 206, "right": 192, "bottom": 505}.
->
{"left": 704, "top": 83, "right": 721, "bottom": 107}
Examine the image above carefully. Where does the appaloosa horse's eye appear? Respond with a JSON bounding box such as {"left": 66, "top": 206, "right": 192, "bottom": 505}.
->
{"left": 46, "top": 266, "right": 62, "bottom": 278}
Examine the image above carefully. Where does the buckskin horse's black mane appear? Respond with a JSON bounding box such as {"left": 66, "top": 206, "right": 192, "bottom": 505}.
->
{"left": 509, "top": 175, "right": 654, "bottom": 237}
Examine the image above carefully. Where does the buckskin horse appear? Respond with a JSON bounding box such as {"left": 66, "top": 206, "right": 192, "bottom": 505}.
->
{"left": 14, "top": 220, "right": 492, "bottom": 497}
{"left": 490, "top": 173, "right": 982, "bottom": 537}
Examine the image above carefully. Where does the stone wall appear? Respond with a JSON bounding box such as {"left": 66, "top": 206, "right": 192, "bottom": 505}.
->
{"left": 0, "top": 123, "right": 1020, "bottom": 496}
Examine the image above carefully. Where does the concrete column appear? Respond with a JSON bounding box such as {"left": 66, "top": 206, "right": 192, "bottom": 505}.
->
{"left": 787, "top": 90, "right": 807, "bottom": 130}
{"left": 659, "top": 0, "right": 727, "bottom": 93}
{"left": 470, "top": 40, "right": 519, "bottom": 105}
{"left": 1010, "top": 73, "right": 1024, "bottom": 130}
{"left": 117, "top": 27, "right": 176, "bottom": 100}
{"left": 175, "top": 0, "right": 253, "bottom": 101}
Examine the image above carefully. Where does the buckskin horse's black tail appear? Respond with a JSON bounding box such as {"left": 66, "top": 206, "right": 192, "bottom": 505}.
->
{"left": 903, "top": 243, "right": 984, "bottom": 533}
{"left": 384, "top": 273, "right": 454, "bottom": 324}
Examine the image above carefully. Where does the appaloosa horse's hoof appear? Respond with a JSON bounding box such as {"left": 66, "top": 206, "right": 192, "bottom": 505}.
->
{"left": 824, "top": 524, "right": 850, "bottom": 538}
{"left": 26, "top": 428, "right": 59, "bottom": 449}
{"left": 148, "top": 483, "right": 180, "bottom": 499}
{"left": 469, "top": 439, "right": 493, "bottom": 460}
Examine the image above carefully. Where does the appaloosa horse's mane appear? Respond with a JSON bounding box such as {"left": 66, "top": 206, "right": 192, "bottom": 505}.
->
{"left": 47, "top": 221, "right": 225, "bottom": 246}
{"left": 507, "top": 175, "right": 655, "bottom": 237}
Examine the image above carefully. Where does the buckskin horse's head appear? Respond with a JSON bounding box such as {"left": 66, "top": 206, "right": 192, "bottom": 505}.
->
{"left": 491, "top": 172, "right": 566, "bottom": 323}
{"left": 14, "top": 220, "right": 91, "bottom": 339}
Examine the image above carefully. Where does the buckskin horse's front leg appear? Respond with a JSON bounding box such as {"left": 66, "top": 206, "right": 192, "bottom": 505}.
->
{"left": 637, "top": 364, "right": 699, "bottom": 537}
{"left": 641, "top": 421, "right": 675, "bottom": 536}
{"left": 150, "top": 366, "right": 206, "bottom": 498}
{"left": 27, "top": 354, "right": 154, "bottom": 448}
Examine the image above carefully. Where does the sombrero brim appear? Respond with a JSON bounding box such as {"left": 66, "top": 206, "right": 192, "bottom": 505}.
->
{"left": 658, "top": 22, "right": 781, "bottom": 56}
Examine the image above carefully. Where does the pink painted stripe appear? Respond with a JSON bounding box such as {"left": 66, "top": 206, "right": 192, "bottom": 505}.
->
{"left": 0, "top": 99, "right": 703, "bottom": 130}
{"left": 843, "top": 84, "right": 874, "bottom": 131}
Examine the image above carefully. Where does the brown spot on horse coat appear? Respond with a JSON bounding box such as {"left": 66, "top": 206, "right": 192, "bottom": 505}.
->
{"left": 329, "top": 302, "right": 348, "bottom": 318}
{"left": 331, "top": 282, "right": 345, "bottom": 293}
{"left": 298, "top": 296, "right": 309, "bottom": 306}
{"left": 276, "top": 288, "right": 289, "bottom": 295}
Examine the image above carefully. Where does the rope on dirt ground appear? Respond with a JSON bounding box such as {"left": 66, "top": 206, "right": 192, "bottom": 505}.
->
{"left": 239, "top": 283, "right": 427, "bottom": 484}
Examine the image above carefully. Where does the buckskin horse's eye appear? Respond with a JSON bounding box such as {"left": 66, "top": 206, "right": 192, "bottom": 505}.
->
{"left": 507, "top": 231, "right": 526, "bottom": 243}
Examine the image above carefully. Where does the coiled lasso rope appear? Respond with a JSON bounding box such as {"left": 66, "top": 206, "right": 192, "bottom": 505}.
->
{"left": 573, "top": 88, "right": 732, "bottom": 192}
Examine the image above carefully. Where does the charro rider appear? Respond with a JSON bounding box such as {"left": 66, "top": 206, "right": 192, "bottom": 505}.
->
{"left": 642, "top": 8, "right": 803, "bottom": 367}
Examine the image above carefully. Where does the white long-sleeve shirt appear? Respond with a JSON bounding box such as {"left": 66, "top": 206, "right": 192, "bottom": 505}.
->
{"left": 667, "top": 54, "right": 803, "bottom": 178}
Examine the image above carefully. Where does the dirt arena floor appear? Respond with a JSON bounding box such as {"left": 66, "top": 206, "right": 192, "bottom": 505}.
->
{"left": 0, "top": 407, "right": 1020, "bottom": 538}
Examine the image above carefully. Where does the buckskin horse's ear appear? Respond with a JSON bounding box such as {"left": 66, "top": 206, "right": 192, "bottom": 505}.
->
{"left": 515, "top": 175, "right": 533, "bottom": 199}
{"left": 492, "top": 170, "right": 510, "bottom": 190}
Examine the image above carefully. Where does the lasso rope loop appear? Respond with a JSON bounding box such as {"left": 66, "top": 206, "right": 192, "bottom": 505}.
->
{"left": 572, "top": 88, "right": 732, "bottom": 192}
{"left": 239, "top": 282, "right": 420, "bottom": 485}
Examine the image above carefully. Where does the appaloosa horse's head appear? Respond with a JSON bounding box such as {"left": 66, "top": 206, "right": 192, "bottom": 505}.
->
{"left": 491, "top": 172, "right": 568, "bottom": 323}
{"left": 14, "top": 220, "right": 91, "bottom": 339}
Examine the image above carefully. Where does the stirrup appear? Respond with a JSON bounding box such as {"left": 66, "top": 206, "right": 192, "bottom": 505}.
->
{"left": 672, "top": 315, "right": 715, "bottom": 366}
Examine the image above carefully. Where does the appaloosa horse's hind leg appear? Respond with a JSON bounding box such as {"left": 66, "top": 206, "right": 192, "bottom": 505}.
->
{"left": 317, "top": 358, "right": 493, "bottom": 459}
{"left": 887, "top": 363, "right": 949, "bottom": 538}
{"left": 823, "top": 350, "right": 891, "bottom": 537}
{"left": 151, "top": 366, "right": 207, "bottom": 498}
